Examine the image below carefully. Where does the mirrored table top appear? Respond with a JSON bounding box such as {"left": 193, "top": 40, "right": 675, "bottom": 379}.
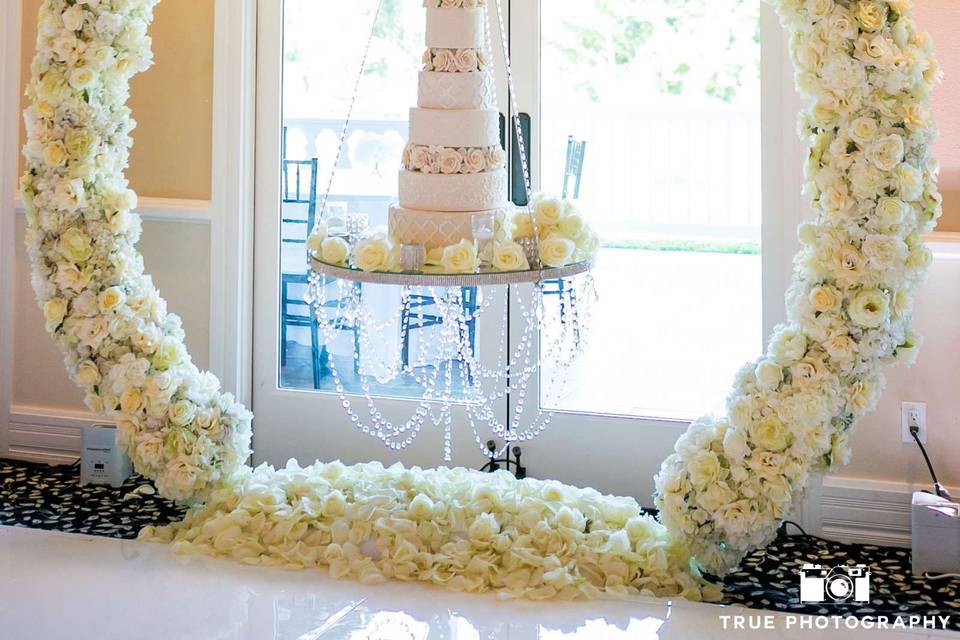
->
{"left": 0, "top": 526, "right": 946, "bottom": 640}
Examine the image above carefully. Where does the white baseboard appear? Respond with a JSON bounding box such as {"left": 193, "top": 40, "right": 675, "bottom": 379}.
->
{"left": 805, "top": 476, "right": 960, "bottom": 548}
{"left": 4, "top": 405, "right": 105, "bottom": 465}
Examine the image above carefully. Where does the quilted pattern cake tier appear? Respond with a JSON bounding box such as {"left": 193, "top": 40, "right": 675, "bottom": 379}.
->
{"left": 409, "top": 107, "right": 500, "bottom": 148}
{"left": 398, "top": 169, "right": 508, "bottom": 212}
{"left": 425, "top": 7, "right": 485, "bottom": 49}
{"left": 418, "top": 71, "right": 497, "bottom": 110}
{"left": 389, "top": 206, "right": 510, "bottom": 250}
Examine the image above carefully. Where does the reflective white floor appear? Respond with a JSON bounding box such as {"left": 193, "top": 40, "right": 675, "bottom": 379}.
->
{"left": 0, "top": 525, "right": 952, "bottom": 640}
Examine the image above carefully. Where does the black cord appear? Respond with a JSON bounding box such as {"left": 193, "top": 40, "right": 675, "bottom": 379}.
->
{"left": 780, "top": 520, "right": 809, "bottom": 537}
{"left": 910, "top": 427, "right": 951, "bottom": 500}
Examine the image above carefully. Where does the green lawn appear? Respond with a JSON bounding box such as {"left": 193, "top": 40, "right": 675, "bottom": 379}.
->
{"left": 601, "top": 238, "right": 760, "bottom": 255}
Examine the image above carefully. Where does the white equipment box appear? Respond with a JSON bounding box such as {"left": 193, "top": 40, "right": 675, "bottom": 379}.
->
{"left": 912, "top": 491, "right": 960, "bottom": 576}
{"left": 80, "top": 425, "right": 132, "bottom": 488}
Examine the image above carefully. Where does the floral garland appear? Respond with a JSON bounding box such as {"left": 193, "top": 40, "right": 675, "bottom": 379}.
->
{"left": 402, "top": 143, "right": 505, "bottom": 175}
{"left": 655, "top": 0, "right": 940, "bottom": 575}
{"left": 21, "top": 0, "right": 252, "bottom": 503}
{"left": 311, "top": 193, "right": 600, "bottom": 274}
{"left": 423, "top": 48, "right": 490, "bottom": 73}
{"left": 22, "top": 0, "right": 938, "bottom": 601}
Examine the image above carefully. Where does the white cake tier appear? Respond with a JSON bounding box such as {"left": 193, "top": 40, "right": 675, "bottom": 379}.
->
{"left": 409, "top": 107, "right": 500, "bottom": 148}
{"left": 398, "top": 169, "right": 507, "bottom": 212}
{"left": 389, "top": 206, "right": 509, "bottom": 250}
{"left": 425, "top": 7, "right": 485, "bottom": 49}
{"left": 418, "top": 70, "right": 496, "bottom": 110}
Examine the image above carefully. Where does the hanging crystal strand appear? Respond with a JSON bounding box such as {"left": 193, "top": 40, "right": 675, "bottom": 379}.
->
{"left": 314, "top": 0, "right": 385, "bottom": 230}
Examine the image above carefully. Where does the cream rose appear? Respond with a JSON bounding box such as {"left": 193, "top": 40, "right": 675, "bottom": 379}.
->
{"left": 43, "top": 298, "right": 68, "bottom": 330}
{"left": 539, "top": 234, "right": 575, "bottom": 268}
{"left": 875, "top": 197, "right": 906, "bottom": 227}
{"left": 58, "top": 228, "right": 94, "bottom": 263}
{"left": 686, "top": 450, "right": 722, "bottom": 488}
{"left": 438, "top": 148, "right": 463, "bottom": 174}
{"left": 43, "top": 140, "right": 68, "bottom": 168}
{"left": 455, "top": 48, "right": 478, "bottom": 72}
{"left": 512, "top": 213, "right": 534, "bottom": 239}
{"left": 808, "top": 284, "right": 841, "bottom": 313}
{"left": 97, "top": 286, "right": 125, "bottom": 313}
{"left": 65, "top": 128, "right": 97, "bottom": 159}
{"left": 848, "top": 288, "right": 889, "bottom": 328}
{"left": 68, "top": 66, "right": 97, "bottom": 91}
{"left": 440, "top": 239, "right": 478, "bottom": 273}
{"left": 848, "top": 116, "right": 878, "bottom": 145}
{"left": 169, "top": 400, "right": 198, "bottom": 427}
{"left": 352, "top": 237, "right": 394, "bottom": 272}
{"left": 76, "top": 360, "right": 101, "bottom": 387}
{"left": 464, "top": 148, "right": 486, "bottom": 173}
{"left": 492, "top": 241, "right": 529, "bottom": 272}
{"left": 431, "top": 49, "right": 455, "bottom": 72}
{"left": 558, "top": 214, "right": 585, "bottom": 240}
{"left": 320, "top": 237, "right": 349, "bottom": 265}
{"left": 754, "top": 359, "right": 783, "bottom": 391}
{"left": 866, "top": 134, "right": 905, "bottom": 172}
{"left": 856, "top": 1, "right": 886, "bottom": 32}
{"left": 751, "top": 415, "right": 789, "bottom": 452}
{"left": 533, "top": 197, "right": 563, "bottom": 227}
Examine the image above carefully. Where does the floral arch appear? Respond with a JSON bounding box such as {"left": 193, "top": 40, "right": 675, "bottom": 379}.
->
{"left": 21, "top": 0, "right": 939, "bottom": 599}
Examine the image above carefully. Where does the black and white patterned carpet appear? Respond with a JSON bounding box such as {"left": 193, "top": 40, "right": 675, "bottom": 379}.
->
{"left": 1, "top": 458, "right": 957, "bottom": 631}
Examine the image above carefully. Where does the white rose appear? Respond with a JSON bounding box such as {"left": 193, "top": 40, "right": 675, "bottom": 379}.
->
{"left": 97, "top": 286, "right": 126, "bottom": 313}
{"left": 722, "top": 427, "right": 751, "bottom": 462}
{"left": 856, "top": 1, "right": 886, "bottom": 32}
{"left": 168, "top": 400, "right": 197, "bottom": 427}
{"left": 76, "top": 360, "right": 101, "bottom": 387}
{"left": 848, "top": 116, "right": 878, "bottom": 145}
{"left": 875, "top": 197, "right": 906, "bottom": 227}
{"left": 866, "top": 134, "right": 905, "bottom": 172}
{"left": 754, "top": 360, "right": 783, "bottom": 391}
{"left": 320, "top": 237, "right": 349, "bottom": 265}
{"left": 352, "top": 237, "right": 394, "bottom": 272}
{"left": 43, "top": 141, "right": 68, "bottom": 168}
{"left": 558, "top": 213, "right": 586, "bottom": 240}
{"left": 848, "top": 288, "right": 889, "bottom": 328}
{"left": 533, "top": 197, "right": 563, "bottom": 227}
{"left": 43, "top": 298, "right": 68, "bottom": 330}
{"left": 808, "top": 284, "right": 841, "bottom": 313}
{"left": 895, "top": 163, "right": 923, "bottom": 201}
{"left": 492, "top": 241, "right": 529, "bottom": 272}
{"left": 696, "top": 482, "right": 735, "bottom": 514}
{"left": 57, "top": 229, "right": 93, "bottom": 262}
{"left": 160, "top": 457, "right": 202, "bottom": 500}
{"left": 440, "top": 239, "right": 478, "bottom": 273}
{"left": 686, "top": 450, "right": 721, "bottom": 488}
{"left": 512, "top": 213, "right": 534, "bottom": 239}
{"left": 714, "top": 501, "right": 751, "bottom": 537}
{"left": 539, "top": 234, "right": 576, "bottom": 268}
{"left": 824, "top": 332, "right": 856, "bottom": 364}
{"left": 68, "top": 66, "right": 97, "bottom": 91}
{"left": 805, "top": 0, "right": 834, "bottom": 19}
{"left": 134, "top": 433, "right": 165, "bottom": 469}
{"left": 769, "top": 327, "right": 807, "bottom": 366}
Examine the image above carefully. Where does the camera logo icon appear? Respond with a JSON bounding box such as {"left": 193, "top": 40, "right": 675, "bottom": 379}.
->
{"left": 799, "top": 564, "right": 871, "bottom": 604}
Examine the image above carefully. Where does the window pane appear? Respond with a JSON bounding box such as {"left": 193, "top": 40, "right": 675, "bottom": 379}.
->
{"left": 539, "top": 0, "right": 763, "bottom": 420}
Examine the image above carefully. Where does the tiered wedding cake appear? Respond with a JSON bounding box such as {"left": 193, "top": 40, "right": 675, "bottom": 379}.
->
{"left": 389, "top": 1, "right": 509, "bottom": 251}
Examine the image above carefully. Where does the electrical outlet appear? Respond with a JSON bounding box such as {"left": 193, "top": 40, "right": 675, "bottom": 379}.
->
{"left": 901, "top": 401, "right": 927, "bottom": 444}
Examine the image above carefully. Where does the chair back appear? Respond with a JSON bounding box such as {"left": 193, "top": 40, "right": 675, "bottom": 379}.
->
{"left": 281, "top": 157, "right": 320, "bottom": 245}
{"left": 562, "top": 136, "right": 587, "bottom": 200}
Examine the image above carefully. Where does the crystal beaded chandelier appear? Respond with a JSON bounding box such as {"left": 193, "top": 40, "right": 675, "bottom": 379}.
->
{"left": 305, "top": 0, "right": 597, "bottom": 461}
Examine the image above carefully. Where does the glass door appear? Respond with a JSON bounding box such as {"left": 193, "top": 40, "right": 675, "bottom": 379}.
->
{"left": 507, "top": 0, "right": 785, "bottom": 502}
{"left": 252, "top": 0, "right": 509, "bottom": 469}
